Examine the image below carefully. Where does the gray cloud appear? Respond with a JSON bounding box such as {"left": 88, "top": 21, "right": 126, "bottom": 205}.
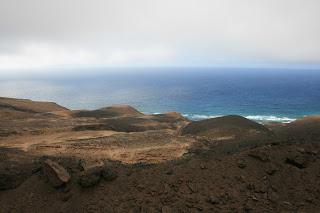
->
{"left": 0, "top": 0, "right": 320, "bottom": 70}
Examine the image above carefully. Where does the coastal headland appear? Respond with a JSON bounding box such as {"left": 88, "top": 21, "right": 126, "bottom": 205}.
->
{"left": 0, "top": 97, "right": 320, "bottom": 212}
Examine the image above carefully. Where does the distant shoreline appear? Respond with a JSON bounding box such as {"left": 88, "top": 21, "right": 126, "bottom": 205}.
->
{"left": 0, "top": 95, "right": 311, "bottom": 124}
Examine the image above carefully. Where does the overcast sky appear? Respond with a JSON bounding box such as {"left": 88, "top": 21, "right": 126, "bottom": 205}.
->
{"left": 0, "top": 0, "right": 320, "bottom": 72}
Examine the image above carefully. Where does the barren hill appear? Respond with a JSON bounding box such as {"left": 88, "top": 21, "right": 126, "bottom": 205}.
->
{"left": 73, "top": 105, "right": 143, "bottom": 118}
{"left": 0, "top": 97, "right": 68, "bottom": 113}
{"left": 0, "top": 98, "right": 320, "bottom": 212}
{"left": 181, "top": 115, "right": 272, "bottom": 140}
{"left": 271, "top": 116, "right": 320, "bottom": 142}
{"left": 0, "top": 97, "right": 69, "bottom": 120}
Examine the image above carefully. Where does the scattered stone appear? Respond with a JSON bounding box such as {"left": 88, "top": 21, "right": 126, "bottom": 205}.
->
{"left": 79, "top": 159, "right": 104, "bottom": 171}
{"left": 137, "top": 184, "right": 145, "bottom": 192}
{"left": 200, "top": 164, "right": 208, "bottom": 170}
{"left": 235, "top": 175, "right": 246, "bottom": 183}
{"left": 283, "top": 201, "right": 293, "bottom": 206}
{"left": 219, "top": 192, "right": 231, "bottom": 203}
{"left": 248, "top": 150, "right": 269, "bottom": 162}
{"left": 42, "top": 159, "right": 70, "bottom": 188}
{"left": 254, "top": 183, "right": 267, "bottom": 193}
{"left": 246, "top": 183, "right": 255, "bottom": 191}
{"left": 266, "top": 164, "right": 278, "bottom": 175}
{"left": 268, "top": 191, "right": 279, "bottom": 202}
{"left": 78, "top": 160, "right": 104, "bottom": 188}
{"left": 305, "top": 197, "right": 313, "bottom": 203}
{"left": 237, "top": 159, "right": 247, "bottom": 169}
{"left": 165, "top": 169, "right": 173, "bottom": 175}
{"left": 102, "top": 168, "right": 118, "bottom": 181}
{"left": 285, "top": 154, "right": 308, "bottom": 169}
{"left": 306, "top": 150, "right": 318, "bottom": 155}
{"left": 207, "top": 195, "right": 220, "bottom": 205}
{"left": 186, "top": 181, "right": 198, "bottom": 193}
{"left": 252, "top": 195, "right": 258, "bottom": 201}
{"left": 297, "top": 148, "right": 306, "bottom": 154}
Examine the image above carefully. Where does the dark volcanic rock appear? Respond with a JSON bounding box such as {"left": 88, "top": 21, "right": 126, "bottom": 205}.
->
{"left": 248, "top": 150, "right": 270, "bottom": 162}
{"left": 79, "top": 171, "right": 101, "bottom": 188}
{"left": 1, "top": 142, "right": 320, "bottom": 212}
{"left": 79, "top": 159, "right": 105, "bottom": 171}
{"left": 78, "top": 160, "right": 117, "bottom": 187}
{"left": 285, "top": 154, "right": 309, "bottom": 169}
{"left": 237, "top": 159, "right": 247, "bottom": 169}
{"left": 207, "top": 195, "right": 220, "bottom": 205}
{"left": 78, "top": 160, "right": 104, "bottom": 188}
{"left": 102, "top": 168, "right": 118, "bottom": 181}
{"left": 265, "top": 164, "right": 279, "bottom": 175}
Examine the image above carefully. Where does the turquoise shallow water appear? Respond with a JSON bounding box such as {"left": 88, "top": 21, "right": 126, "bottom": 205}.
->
{"left": 1, "top": 67, "right": 320, "bottom": 122}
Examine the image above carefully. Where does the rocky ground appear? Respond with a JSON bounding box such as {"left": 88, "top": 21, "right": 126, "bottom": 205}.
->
{"left": 0, "top": 97, "right": 320, "bottom": 212}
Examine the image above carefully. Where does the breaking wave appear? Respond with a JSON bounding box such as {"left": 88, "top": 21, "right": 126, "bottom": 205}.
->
{"left": 182, "top": 114, "right": 221, "bottom": 120}
{"left": 182, "top": 114, "right": 296, "bottom": 123}
{"left": 245, "top": 115, "right": 296, "bottom": 123}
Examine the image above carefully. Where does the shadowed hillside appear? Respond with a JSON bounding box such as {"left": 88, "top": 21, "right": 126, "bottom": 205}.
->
{"left": 181, "top": 115, "right": 273, "bottom": 140}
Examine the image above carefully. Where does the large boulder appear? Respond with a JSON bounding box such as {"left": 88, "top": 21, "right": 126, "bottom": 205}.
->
{"left": 78, "top": 160, "right": 117, "bottom": 188}
{"left": 79, "top": 171, "right": 101, "bottom": 188}
{"left": 43, "top": 159, "right": 71, "bottom": 187}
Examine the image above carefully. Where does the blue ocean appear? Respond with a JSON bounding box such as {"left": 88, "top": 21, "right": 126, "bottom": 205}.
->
{"left": 1, "top": 67, "right": 320, "bottom": 123}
